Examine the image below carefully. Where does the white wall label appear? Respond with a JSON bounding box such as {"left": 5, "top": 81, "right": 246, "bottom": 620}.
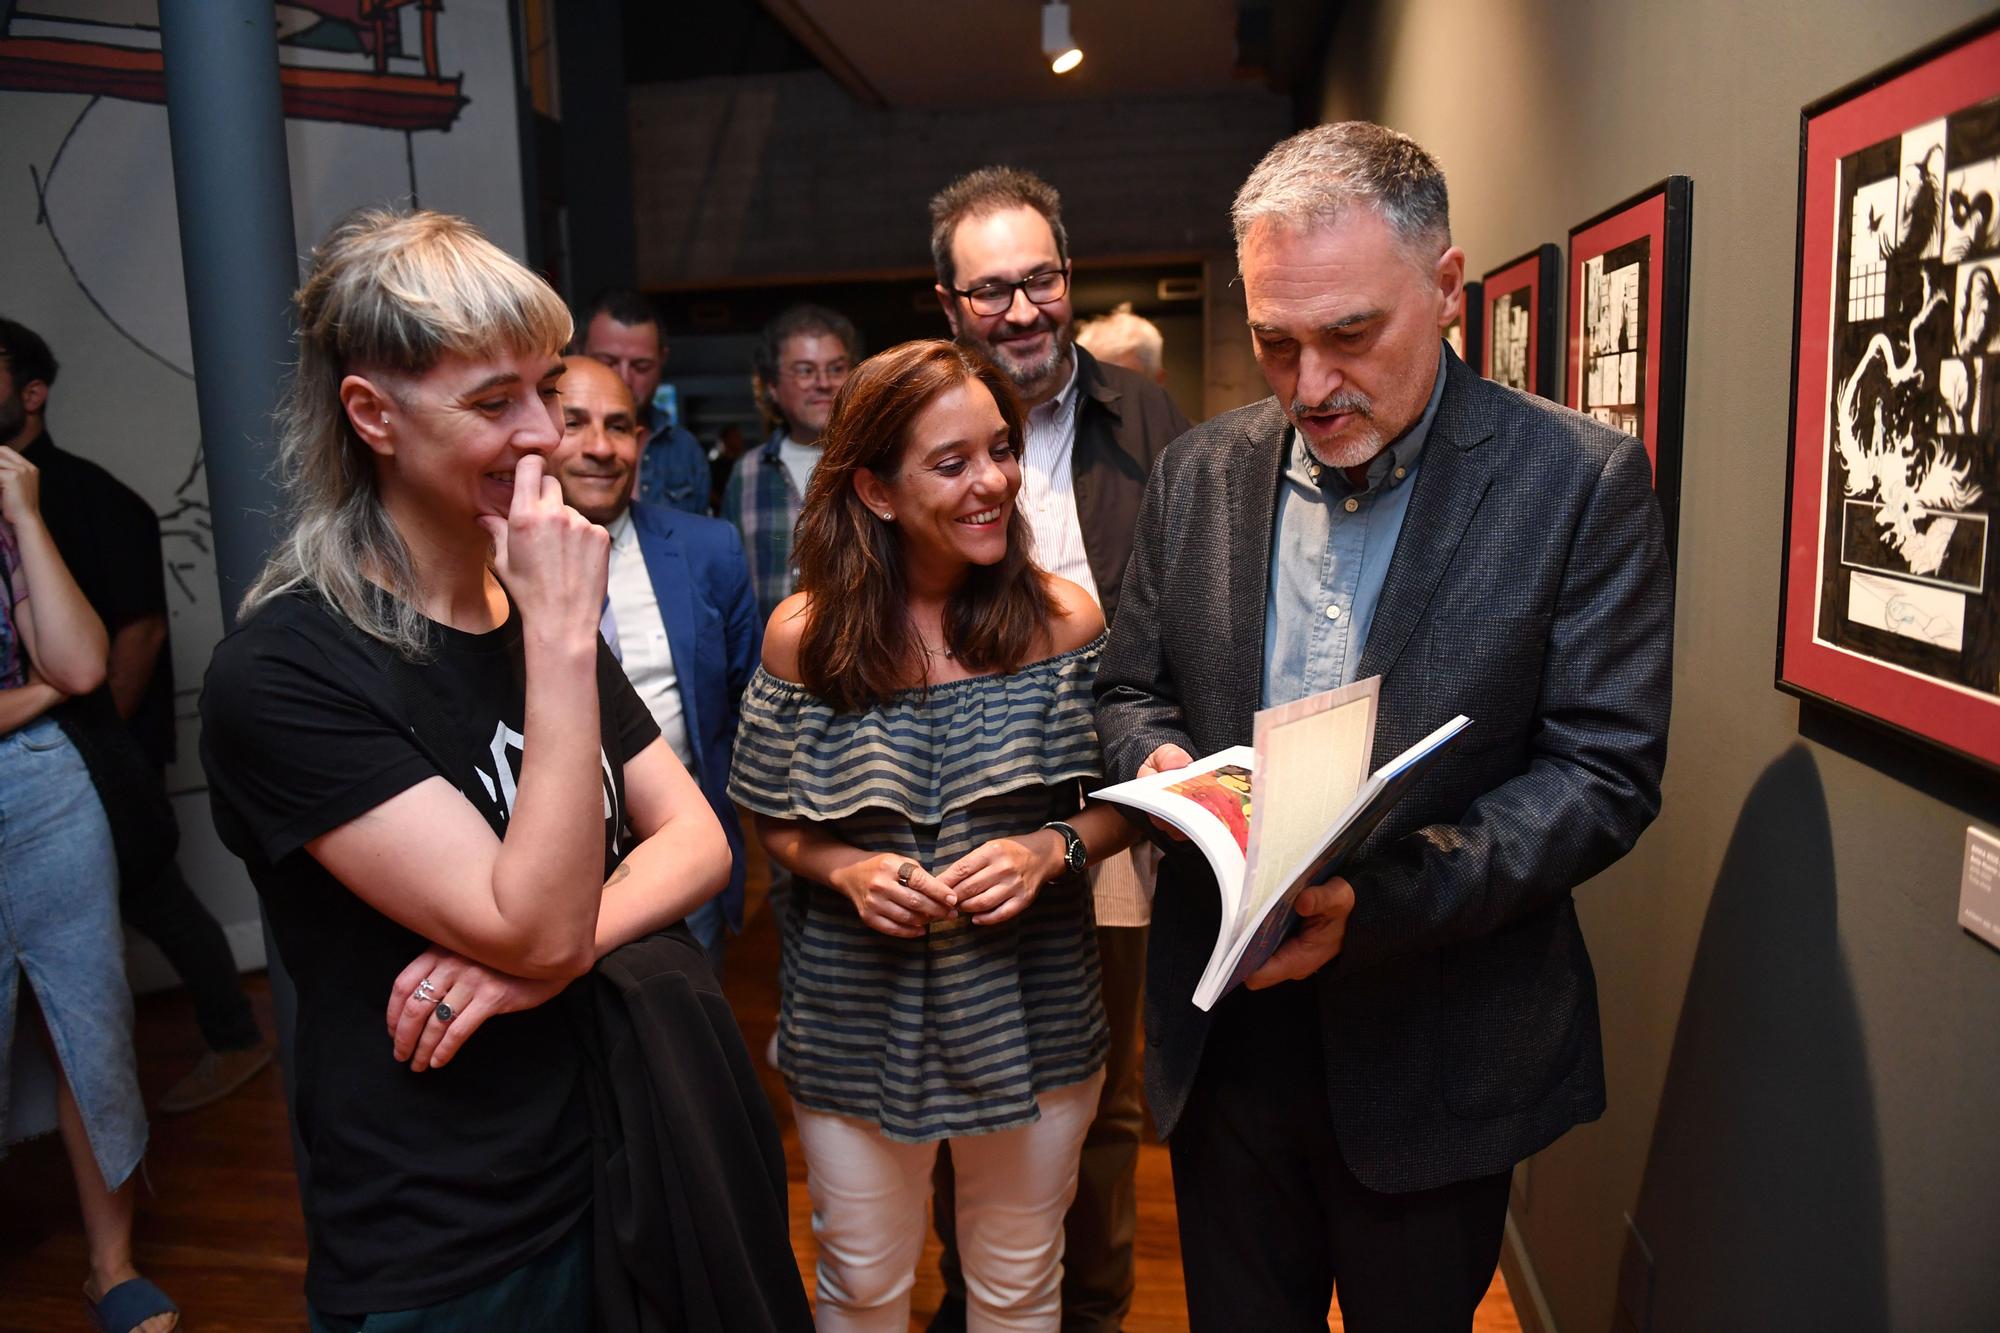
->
{"left": 1960, "top": 826, "right": 2000, "bottom": 952}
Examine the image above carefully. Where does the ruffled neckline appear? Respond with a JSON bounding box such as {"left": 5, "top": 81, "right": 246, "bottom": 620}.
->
{"left": 749, "top": 633, "right": 1107, "bottom": 709}
{"left": 729, "top": 635, "right": 1106, "bottom": 826}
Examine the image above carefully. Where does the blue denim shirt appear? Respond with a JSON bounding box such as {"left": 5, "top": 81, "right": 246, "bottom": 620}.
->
{"left": 1261, "top": 345, "right": 1447, "bottom": 708}
{"left": 634, "top": 409, "right": 711, "bottom": 515}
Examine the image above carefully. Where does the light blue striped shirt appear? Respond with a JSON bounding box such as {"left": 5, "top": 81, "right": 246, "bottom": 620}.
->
{"left": 1261, "top": 345, "right": 1447, "bottom": 707}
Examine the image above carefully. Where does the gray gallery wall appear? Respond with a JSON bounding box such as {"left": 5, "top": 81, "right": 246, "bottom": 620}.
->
{"left": 1320, "top": 1, "right": 2000, "bottom": 1329}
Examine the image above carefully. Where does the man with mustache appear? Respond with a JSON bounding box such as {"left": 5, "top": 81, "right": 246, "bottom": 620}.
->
{"left": 924, "top": 166, "right": 1190, "bottom": 1333}
{"left": 1095, "top": 123, "right": 1673, "bottom": 1329}
{"left": 548, "top": 355, "right": 760, "bottom": 970}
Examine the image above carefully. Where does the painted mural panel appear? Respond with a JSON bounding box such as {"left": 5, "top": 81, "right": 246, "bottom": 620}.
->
{"left": 1, "top": 1, "right": 530, "bottom": 978}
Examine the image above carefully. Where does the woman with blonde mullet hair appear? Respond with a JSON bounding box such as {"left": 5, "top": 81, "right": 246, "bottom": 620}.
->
{"left": 200, "top": 208, "right": 733, "bottom": 1329}
{"left": 730, "top": 339, "right": 1136, "bottom": 1332}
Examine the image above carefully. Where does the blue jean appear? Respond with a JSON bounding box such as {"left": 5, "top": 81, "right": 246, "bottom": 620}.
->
{"left": 0, "top": 716, "right": 147, "bottom": 1188}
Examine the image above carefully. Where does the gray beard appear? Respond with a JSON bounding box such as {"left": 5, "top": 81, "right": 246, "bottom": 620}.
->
{"left": 966, "top": 324, "right": 1073, "bottom": 400}
{"left": 1300, "top": 423, "right": 1385, "bottom": 471}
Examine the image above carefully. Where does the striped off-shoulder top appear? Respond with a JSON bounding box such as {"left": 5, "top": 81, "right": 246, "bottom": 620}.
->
{"left": 727, "top": 636, "right": 1110, "bottom": 1142}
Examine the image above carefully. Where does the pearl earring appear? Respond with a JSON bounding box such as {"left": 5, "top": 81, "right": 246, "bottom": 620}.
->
{"left": 881, "top": 511, "right": 893, "bottom": 521}
{"left": 381, "top": 414, "right": 389, "bottom": 424}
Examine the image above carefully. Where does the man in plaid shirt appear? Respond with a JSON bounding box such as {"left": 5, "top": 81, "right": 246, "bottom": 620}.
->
{"left": 721, "top": 304, "right": 860, "bottom": 622}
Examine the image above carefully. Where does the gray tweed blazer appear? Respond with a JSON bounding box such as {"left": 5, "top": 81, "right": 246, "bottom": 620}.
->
{"left": 1095, "top": 349, "right": 1673, "bottom": 1193}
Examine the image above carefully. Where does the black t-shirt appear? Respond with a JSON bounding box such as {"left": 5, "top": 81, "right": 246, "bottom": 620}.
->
{"left": 199, "top": 589, "right": 658, "bottom": 1314}
{"left": 22, "top": 434, "right": 176, "bottom": 765}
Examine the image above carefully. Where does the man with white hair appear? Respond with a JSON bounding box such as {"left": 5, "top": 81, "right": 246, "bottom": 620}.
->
{"left": 1096, "top": 123, "right": 1673, "bottom": 1328}
{"left": 1075, "top": 304, "right": 1168, "bottom": 386}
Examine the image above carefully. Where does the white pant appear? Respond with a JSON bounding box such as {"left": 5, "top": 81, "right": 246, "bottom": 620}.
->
{"left": 792, "top": 1071, "right": 1105, "bottom": 1333}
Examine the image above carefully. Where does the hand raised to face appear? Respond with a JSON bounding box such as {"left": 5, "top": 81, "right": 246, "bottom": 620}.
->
{"left": 476, "top": 452, "right": 608, "bottom": 650}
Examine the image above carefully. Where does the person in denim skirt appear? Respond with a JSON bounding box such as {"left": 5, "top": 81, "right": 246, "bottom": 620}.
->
{"left": 0, "top": 438, "right": 178, "bottom": 1332}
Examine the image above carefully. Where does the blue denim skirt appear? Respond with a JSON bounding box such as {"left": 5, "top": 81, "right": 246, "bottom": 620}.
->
{"left": 0, "top": 715, "right": 147, "bottom": 1188}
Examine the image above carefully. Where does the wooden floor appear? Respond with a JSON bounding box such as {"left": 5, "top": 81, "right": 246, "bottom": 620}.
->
{"left": 0, "top": 859, "right": 1518, "bottom": 1331}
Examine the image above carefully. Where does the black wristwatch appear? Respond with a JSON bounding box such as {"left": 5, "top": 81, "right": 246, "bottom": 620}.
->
{"left": 1043, "top": 820, "right": 1088, "bottom": 876}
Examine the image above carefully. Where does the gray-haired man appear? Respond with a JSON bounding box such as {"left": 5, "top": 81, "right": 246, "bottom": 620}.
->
{"left": 1096, "top": 123, "right": 1672, "bottom": 1329}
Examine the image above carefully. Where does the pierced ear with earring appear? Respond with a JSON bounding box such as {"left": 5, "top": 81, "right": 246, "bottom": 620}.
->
{"left": 880, "top": 511, "right": 893, "bottom": 521}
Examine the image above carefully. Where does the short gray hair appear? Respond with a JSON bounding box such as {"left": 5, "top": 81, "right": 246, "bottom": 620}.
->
{"left": 1075, "top": 304, "right": 1163, "bottom": 376}
{"left": 1231, "top": 122, "right": 1450, "bottom": 259}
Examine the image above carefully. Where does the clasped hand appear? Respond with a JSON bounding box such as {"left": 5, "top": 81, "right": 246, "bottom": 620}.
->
{"left": 386, "top": 946, "right": 571, "bottom": 1071}
{"left": 838, "top": 832, "right": 1064, "bottom": 938}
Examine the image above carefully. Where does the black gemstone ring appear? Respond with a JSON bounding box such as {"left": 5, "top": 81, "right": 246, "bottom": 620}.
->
{"left": 434, "top": 1001, "right": 455, "bottom": 1023}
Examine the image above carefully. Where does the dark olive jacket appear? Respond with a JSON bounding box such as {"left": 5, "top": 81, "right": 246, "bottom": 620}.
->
{"left": 1070, "top": 346, "right": 1192, "bottom": 625}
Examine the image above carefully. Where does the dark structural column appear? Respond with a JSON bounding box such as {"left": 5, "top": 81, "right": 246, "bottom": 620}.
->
{"left": 553, "top": 0, "right": 638, "bottom": 302}
{"left": 159, "top": 0, "right": 301, "bottom": 1164}
{"left": 159, "top": 0, "right": 294, "bottom": 611}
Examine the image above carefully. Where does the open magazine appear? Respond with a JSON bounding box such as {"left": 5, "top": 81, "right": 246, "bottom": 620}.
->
{"left": 1092, "top": 678, "right": 1469, "bottom": 1009}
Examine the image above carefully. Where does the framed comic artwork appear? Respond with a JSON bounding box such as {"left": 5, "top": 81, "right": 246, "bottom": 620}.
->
{"left": 1481, "top": 245, "right": 1560, "bottom": 399}
{"left": 1568, "top": 178, "right": 1693, "bottom": 564}
{"left": 1777, "top": 14, "right": 2000, "bottom": 773}
{"left": 1446, "top": 279, "right": 1483, "bottom": 371}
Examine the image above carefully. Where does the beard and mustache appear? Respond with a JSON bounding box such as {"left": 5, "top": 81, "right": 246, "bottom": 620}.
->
{"left": 1290, "top": 388, "right": 1384, "bottom": 470}
{"left": 958, "top": 312, "right": 1074, "bottom": 402}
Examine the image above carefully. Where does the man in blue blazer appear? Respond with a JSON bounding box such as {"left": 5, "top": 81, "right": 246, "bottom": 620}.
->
{"left": 1097, "top": 124, "right": 1673, "bottom": 1330}
{"left": 551, "top": 356, "right": 760, "bottom": 970}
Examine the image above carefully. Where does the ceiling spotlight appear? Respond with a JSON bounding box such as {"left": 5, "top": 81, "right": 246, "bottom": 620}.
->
{"left": 1043, "top": 1, "right": 1083, "bottom": 75}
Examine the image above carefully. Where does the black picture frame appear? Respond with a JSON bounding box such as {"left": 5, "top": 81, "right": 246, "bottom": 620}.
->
{"left": 1566, "top": 178, "right": 1693, "bottom": 568}
{"left": 1446, "top": 278, "right": 1482, "bottom": 371}
{"left": 1479, "top": 245, "right": 1560, "bottom": 399}
{"left": 1775, "top": 11, "right": 2000, "bottom": 775}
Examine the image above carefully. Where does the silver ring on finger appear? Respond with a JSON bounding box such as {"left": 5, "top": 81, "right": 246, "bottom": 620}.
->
{"left": 434, "top": 1001, "right": 456, "bottom": 1023}
{"left": 415, "top": 977, "right": 438, "bottom": 1003}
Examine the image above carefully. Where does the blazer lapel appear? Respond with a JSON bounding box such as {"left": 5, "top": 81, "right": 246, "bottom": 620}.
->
{"left": 1224, "top": 402, "right": 1289, "bottom": 738}
{"left": 1356, "top": 358, "right": 1498, "bottom": 682}
{"left": 636, "top": 509, "right": 703, "bottom": 763}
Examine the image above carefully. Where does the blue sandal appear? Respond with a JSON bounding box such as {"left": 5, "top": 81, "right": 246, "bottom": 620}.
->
{"left": 85, "top": 1276, "right": 179, "bottom": 1333}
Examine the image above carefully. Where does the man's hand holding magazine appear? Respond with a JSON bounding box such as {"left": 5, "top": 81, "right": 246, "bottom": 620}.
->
{"left": 1243, "top": 878, "right": 1355, "bottom": 988}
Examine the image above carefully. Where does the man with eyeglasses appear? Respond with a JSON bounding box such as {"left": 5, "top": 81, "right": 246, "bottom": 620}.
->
{"left": 924, "top": 165, "right": 1190, "bottom": 1333}
{"left": 723, "top": 304, "right": 861, "bottom": 623}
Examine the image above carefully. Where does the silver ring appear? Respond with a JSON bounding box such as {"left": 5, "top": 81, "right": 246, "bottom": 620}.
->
{"left": 896, "top": 861, "right": 917, "bottom": 887}
{"left": 415, "top": 978, "right": 437, "bottom": 1002}
{"left": 434, "top": 1001, "right": 455, "bottom": 1023}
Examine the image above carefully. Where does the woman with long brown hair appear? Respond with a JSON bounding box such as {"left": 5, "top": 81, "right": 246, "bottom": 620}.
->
{"left": 730, "top": 339, "right": 1135, "bottom": 1331}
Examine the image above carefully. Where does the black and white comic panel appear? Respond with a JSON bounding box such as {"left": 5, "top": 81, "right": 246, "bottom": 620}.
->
{"left": 1822, "top": 96, "right": 1998, "bottom": 693}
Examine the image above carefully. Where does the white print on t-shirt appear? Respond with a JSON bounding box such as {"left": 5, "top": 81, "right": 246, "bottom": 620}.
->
{"left": 474, "top": 720, "right": 625, "bottom": 856}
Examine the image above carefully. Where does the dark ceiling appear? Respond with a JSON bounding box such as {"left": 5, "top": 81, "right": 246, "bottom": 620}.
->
{"left": 621, "top": 0, "right": 1337, "bottom": 121}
